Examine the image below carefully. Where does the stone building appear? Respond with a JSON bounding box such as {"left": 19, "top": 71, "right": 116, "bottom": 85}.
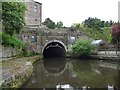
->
{"left": 24, "top": 0, "right": 42, "bottom": 27}
{"left": 19, "top": 0, "right": 42, "bottom": 53}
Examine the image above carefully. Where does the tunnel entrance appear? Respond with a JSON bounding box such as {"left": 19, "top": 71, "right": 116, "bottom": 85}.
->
{"left": 42, "top": 40, "right": 67, "bottom": 58}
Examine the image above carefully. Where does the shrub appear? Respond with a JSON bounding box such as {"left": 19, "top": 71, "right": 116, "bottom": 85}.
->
{"left": 108, "top": 34, "right": 113, "bottom": 44}
{"left": 72, "top": 37, "right": 94, "bottom": 57}
{"left": 112, "top": 24, "right": 120, "bottom": 44}
{"left": 0, "top": 32, "right": 24, "bottom": 48}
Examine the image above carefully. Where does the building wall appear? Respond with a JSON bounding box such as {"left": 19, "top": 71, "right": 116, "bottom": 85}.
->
{"left": 24, "top": 0, "right": 42, "bottom": 26}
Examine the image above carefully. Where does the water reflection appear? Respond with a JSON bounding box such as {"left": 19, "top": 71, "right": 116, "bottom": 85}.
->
{"left": 43, "top": 58, "right": 67, "bottom": 75}
{"left": 22, "top": 58, "right": 118, "bottom": 89}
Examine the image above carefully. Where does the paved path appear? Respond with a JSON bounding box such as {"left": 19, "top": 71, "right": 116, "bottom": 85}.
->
{"left": 0, "top": 55, "right": 40, "bottom": 87}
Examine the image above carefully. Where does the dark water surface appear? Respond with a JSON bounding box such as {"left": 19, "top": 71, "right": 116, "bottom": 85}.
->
{"left": 22, "top": 58, "right": 119, "bottom": 88}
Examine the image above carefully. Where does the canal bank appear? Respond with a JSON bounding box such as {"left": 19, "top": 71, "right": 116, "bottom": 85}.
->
{"left": 0, "top": 55, "right": 42, "bottom": 89}
{"left": 66, "top": 51, "right": 120, "bottom": 61}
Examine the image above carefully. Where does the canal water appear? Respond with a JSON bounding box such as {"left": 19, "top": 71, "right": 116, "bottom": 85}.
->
{"left": 22, "top": 58, "right": 119, "bottom": 89}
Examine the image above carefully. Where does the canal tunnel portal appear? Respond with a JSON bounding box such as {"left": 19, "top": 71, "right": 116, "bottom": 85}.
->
{"left": 42, "top": 40, "right": 67, "bottom": 58}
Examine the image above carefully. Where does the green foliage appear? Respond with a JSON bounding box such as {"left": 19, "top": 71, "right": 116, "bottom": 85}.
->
{"left": 81, "top": 26, "right": 111, "bottom": 41}
{"left": 47, "top": 21, "right": 56, "bottom": 29}
{"left": 70, "top": 23, "right": 82, "bottom": 30}
{"left": 22, "top": 50, "right": 37, "bottom": 57}
{"left": 108, "top": 34, "right": 113, "bottom": 44}
{"left": 1, "top": 32, "right": 24, "bottom": 48}
{"left": 43, "top": 18, "right": 56, "bottom": 29}
{"left": 2, "top": 1, "right": 26, "bottom": 36}
{"left": 72, "top": 37, "right": 93, "bottom": 57}
{"left": 84, "top": 17, "right": 113, "bottom": 29}
{"left": 69, "top": 17, "right": 115, "bottom": 42}
{"left": 43, "top": 18, "right": 52, "bottom": 25}
{"left": 56, "top": 21, "right": 63, "bottom": 28}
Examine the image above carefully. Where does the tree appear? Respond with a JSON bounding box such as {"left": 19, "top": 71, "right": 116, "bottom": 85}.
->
{"left": 101, "top": 21, "right": 105, "bottom": 27}
{"left": 105, "top": 21, "right": 110, "bottom": 27}
{"left": 110, "top": 20, "right": 113, "bottom": 27}
{"left": 112, "top": 24, "right": 120, "bottom": 44}
{"left": 84, "top": 17, "right": 101, "bottom": 29}
{"left": 43, "top": 18, "right": 52, "bottom": 25}
{"left": 2, "top": 1, "right": 26, "bottom": 36}
{"left": 56, "top": 21, "right": 63, "bottom": 28}
{"left": 84, "top": 17, "right": 112, "bottom": 29}
{"left": 47, "top": 21, "right": 56, "bottom": 29}
{"left": 43, "top": 18, "right": 56, "bottom": 29}
{"left": 94, "top": 18, "right": 101, "bottom": 29}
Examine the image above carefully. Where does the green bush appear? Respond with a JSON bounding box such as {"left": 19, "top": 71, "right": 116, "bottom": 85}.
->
{"left": 0, "top": 32, "right": 24, "bottom": 48}
{"left": 72, "top": 37, "right": 94, "bottom": 57}
{"left": 108, "top": 34, "right": 113, "bottom": 44}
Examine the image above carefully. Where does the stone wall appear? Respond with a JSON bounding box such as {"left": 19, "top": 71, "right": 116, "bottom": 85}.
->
{"left": 0, "top": 45, "right": 20, "bottom": 59}
{"left": 21, "top": 27, "right": 84, "bottom": 53}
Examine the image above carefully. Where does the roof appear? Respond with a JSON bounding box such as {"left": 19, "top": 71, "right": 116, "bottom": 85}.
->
{"left": 91, "top": 40, "right": 103, "bottom": 45}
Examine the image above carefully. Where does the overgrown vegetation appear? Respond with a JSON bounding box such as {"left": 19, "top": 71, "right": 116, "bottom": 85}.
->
{"left": 1, "top": 0, "right": 26, "bottom": 47}
{"left": 1, "top": 32, "right": 24, "bottom": 48}
{"left": 0, "top": 0, "right": 26, "bottom": 52}
{"left": 1, "top": 1, "right": 27, "bottom": 56}
{"left": 84, "top": 17, "right": 114, "bottom": 29}
{"left": 81, "top": 26, "right": 111, "bottom": 41}
{"left": 70, "top": 17, "right": 115, "bottom": 42}
{"left": 2, "top": 1, "right": 26, "bottom": 36}
{"left": 72, "top": 37, "right": 94, "bottom": 57}
{"left": 70, "top": 23, "right": 82, "bottom": 31}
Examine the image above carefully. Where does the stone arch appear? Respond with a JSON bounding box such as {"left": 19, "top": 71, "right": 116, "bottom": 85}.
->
{"left": 42, "top": 40, "right": 67, "bottom": 58}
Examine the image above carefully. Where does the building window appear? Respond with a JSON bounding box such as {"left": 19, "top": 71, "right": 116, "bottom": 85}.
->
{"left": 34, "top": 4, "right": 37, "bottom": 12}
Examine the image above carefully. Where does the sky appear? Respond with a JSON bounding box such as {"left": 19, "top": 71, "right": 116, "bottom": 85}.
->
{"left": 35, "top": 0, "right": 119, "bottom": 27}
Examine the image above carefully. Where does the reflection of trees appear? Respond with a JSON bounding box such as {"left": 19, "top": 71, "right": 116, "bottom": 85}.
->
{"left": 68, "top": 61, "right": 77, "bottom": 78}
{"left": 72, "top": 60, "right": 100, "bottom": 87}
{"left": 73, "top": 60, "right": 91, "bottom": 71}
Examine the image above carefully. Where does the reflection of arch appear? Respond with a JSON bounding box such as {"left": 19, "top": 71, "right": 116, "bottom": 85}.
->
{"left": 43, "top": 58, "right": 68, "bottom": 76}
{"left": 42, "top": 40, "right": 67, "bottom": 58}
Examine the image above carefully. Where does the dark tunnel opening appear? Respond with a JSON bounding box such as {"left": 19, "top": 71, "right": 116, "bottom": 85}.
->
{"left": 43, "top": 42, "right": 66, "bottom": 58}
